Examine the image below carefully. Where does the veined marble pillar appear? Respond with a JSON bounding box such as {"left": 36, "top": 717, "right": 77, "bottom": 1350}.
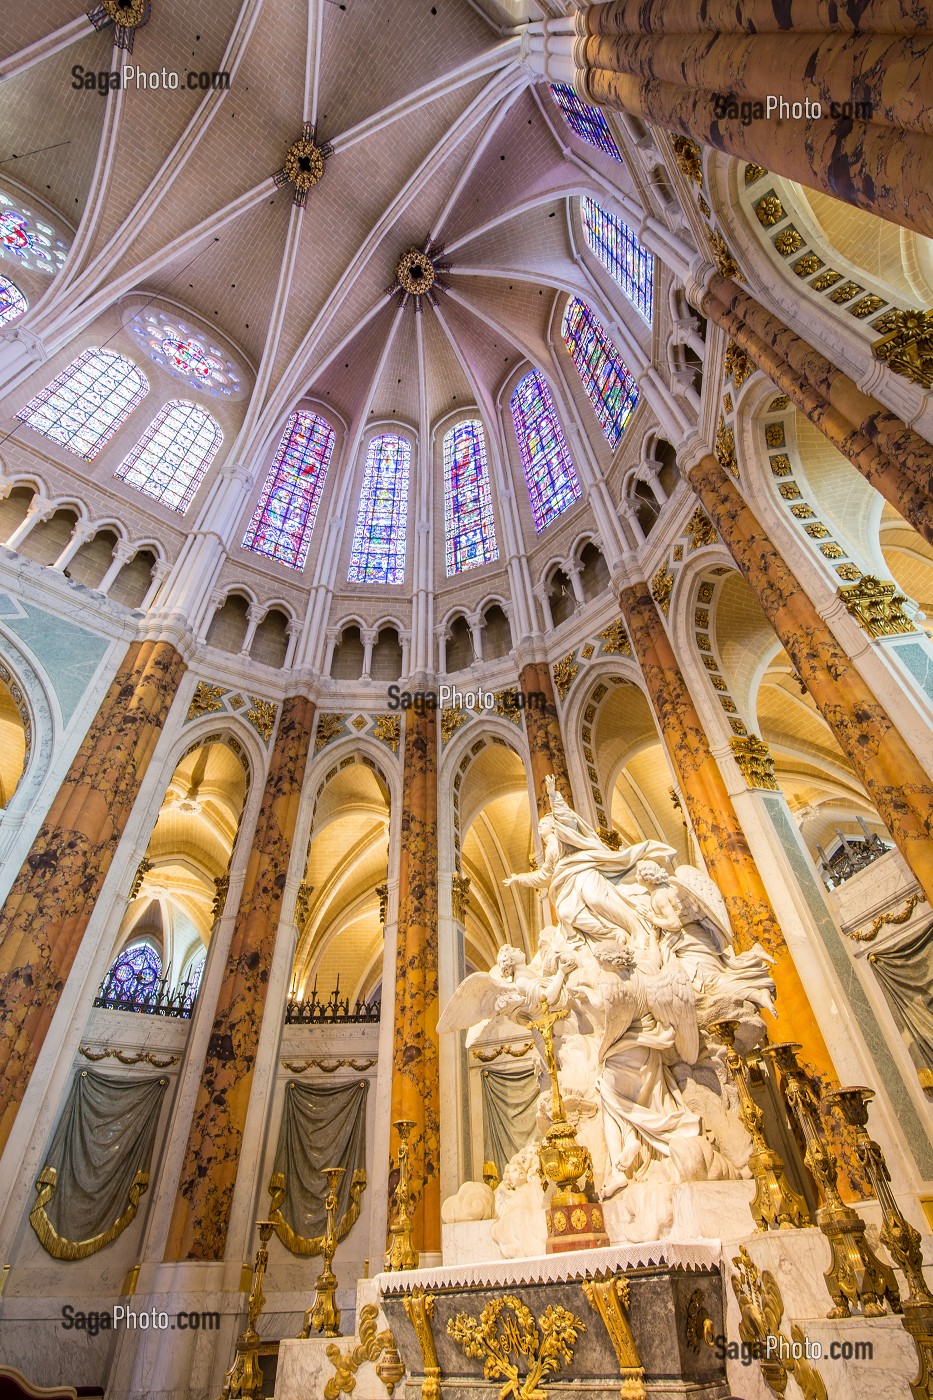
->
{"left": 619, "top": 584, "right": 837, "bottom": 1083}
{"left": 389, "top": 703, "right": 440, "bottom": 1258}
{"left": 0, "top": 640, "right": 185, "bottom": 1153}
{"left": 586, "top": 0, "right": 931, "bottom": 34}
{"left": 519, "top": 661, "right": 573, "bottom": 816}
{"left": 700, "top": 275, "right": 933, "bottom": 547}
{"left": 688, "top": 452, "right": 933, "bottom": 904}
{"left": 164, "top": 694, "right": 315, "bottom": 1261}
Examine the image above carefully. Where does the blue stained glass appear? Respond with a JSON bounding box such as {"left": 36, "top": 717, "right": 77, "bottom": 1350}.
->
{"left": 105, "top": 943, "right": 162, "bottom": 1007}
{"left": 561, "top": 296, "right": 639, "bottom": 449}
{"left": 116, "top": 401, "right": 222, "bottom": 512}
{"left": 348, "top": 434, "right": 411, "bottom": 584}
{"left": 17, "top": 348, "right": 148, "bottom": 460}
{"left": 186, "top": 952, "right": 206, "bottom": 993}
{"left": 0, "top": 275, "right": 27, "bottom": 327}
{"left": 550, "top": 83, "right": 624, "bottom": 163}
{"left": 444, "top": 420, "right": 499, "bottom": 576}
{"left": 510, "top": 370, "right": 581, "bottom": 532}
{"left": 582, "top": 198, "right": 654, "bottom": 322}
{"left": 242, "top": 411, "right": 335, "bottom": 569}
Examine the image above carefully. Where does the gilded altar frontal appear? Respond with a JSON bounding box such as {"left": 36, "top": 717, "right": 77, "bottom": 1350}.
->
{"left": 0, "top": 2, "right": 932, "bottom": 1397}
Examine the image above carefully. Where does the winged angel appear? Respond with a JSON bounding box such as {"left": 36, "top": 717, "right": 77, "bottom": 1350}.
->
{"left": 439, "top": 777, "right": 776, "bottom": 1199}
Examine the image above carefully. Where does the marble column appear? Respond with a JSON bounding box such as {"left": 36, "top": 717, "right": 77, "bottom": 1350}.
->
{"left": 389, "top": 703, "right": 441, "bottom": 1257}
{"left": 587, "top": 0, "right": 930, "bottom": 37}
{"left": 0, "top": 640, "right": 185, "bottom": 1153}
{"left": 519, "top": 661, "right": 573, "bottom": 816}
{"left": 619, "top": 583, "right": 838, "bottom": 1084}
{"left": 701, "top": 275, "right": 933, "bottom": 547}
{"left": 164, "top": 693, "right": 315, "bottom": 1261}
{"left": 688, "top": 451, "right": 933, "bottom": 905}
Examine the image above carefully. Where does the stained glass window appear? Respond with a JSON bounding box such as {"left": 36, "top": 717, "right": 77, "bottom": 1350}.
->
{"left": 17, "top": 348, "right": 148, "bottom": 460}
{"left": 347, "top": 434, "right": 411, "bottom": 584}
{"left": 128, "top": 309, "right": 243, "bottom": 397}
{"left": 0, "top": 193, "right": 68, "bottom": 275}
{"left": 115, "top": 401, "right": 222, "bottom": 512}
{"left": 185, "top": 952, "right": 206, "bottom": 994}
{"left": 242, "top": 411, "right": 335, "bottom": 569}
{"left": 582, "top": 198, "right": 654, "bottom": 321}
{"left": 0, "top": 275, "right": 26, "bottom": 327}
{"left": 443, "top": 420, "right": 499, "bottom": 575}
{"left": 550, "top": 83, "right": 624, "bottom": 163}
{"left": 103, "top": 943, "right": 162, "bottom": 1007}
{"left": 510, "top": 370, "right": 581, "bottom": 532}
{"left": 561, "top": 296, "right": 639, "bottom": 449}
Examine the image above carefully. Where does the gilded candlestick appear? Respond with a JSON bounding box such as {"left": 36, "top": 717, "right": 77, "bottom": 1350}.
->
{"left": 385, "top": 1119, "right": 418, "bottom": 1271}
{"left": 217, "top": 1220, "right": 274, "bottom": 1400}
{"left": 301, "top": 1167, "right": 345, "bottom": 1338}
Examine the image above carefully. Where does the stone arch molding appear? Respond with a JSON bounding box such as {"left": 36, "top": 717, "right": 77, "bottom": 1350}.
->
{"left": 0, "top": 627, "right": 58, "bottom": 855}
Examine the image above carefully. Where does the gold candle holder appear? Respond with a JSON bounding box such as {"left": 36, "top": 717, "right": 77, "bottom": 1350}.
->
{"left": 384, "top": 1120, "right": 418, "bottom": 1272}
{"left": 707, "top": 1020, "right": 810, "bottom": 1231}
{"left": 764, "top": 1043, "right": 899, "bottom": 1319}
{"left": 218, "top": 1220, "right": 274, "bottom": 1400}
{"left": 300, "top": 1166, "right": 345, "bottom": 1338}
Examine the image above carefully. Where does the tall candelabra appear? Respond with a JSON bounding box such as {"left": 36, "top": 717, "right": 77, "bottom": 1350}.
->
{"left": 707, "top": 1020, "right": 810, "bottom": 1232}
{"left": 384, "top": 1119, "right": 418, "bottom": 1271}
{"left": 763, "top": 1042, "right": 900, "bottom": 1319}
{"left": 300, "top": 1166, "right": 345, "bottom": 1339}
{"left": 824, "top": 1087, "right": 933, "bottom": 1399}
{"left": 218, "top": 1220, "right": 274, "bottom": 1400}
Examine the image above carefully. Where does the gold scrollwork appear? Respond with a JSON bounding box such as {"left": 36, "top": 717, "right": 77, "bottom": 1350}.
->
{"left": 188, "top": 681, "right": 226, "bottom": 720}
{"left": 650, "top": 562, "right": 674, "bottom": 616}
{"left": 245, "top": 698, "right": 277, "bottom": 743}
{"left": 685, "top": 1288, "right": 716, "bottom": 1354}
{"left": 715, "top": 416, "right": 738, "bottom": 478}
{"left": 441, "top": 707, "right": 468, "bottom": 742}
{"left": 729, "top": 733, "right": 778, "bottom": 791}
{"left": 324, "top": 1303, "right": 402, "bottom": 1398}
{"left": 30, "top": 1165, "right": 151, "bottom": 1260}
{"left": 266, "top": 1168, "right": 367, "bottom": 1256}
{"left": 373, "top": 714, "right": 401, "bottom": 752}
{"left": 685, "top": 507, "right": 717, "bottom": 552}
{"left": 732, "top": 1245, "right": 827, "bottom": 1399}
{"left": 315, "top": 713, "right": 349, "bottom": 752}
{"left": 552, "top": 655, "right": 579, "bottom": 702}
{"left": 706, "top": 227, "right": 744, "bottom": 281}
{"left": 471, "top": 1042, "right": 533, "bottom": 1062}
{"left": 670, "top": 134, "right": 703, "bottom": 187}
{"left": 79, "top": 1046, "right": 179, "bottom": 1067}
{"left": 281, "top": 1058, "right": 378, "bottom": 1073}
{"left": 597, "top": 620, "right": 631, "bottom": 656}
{"left": 451, "top": 872, "right": 471, "bottom": 922}
{"left": 872, "top": 308, "right": 933, "bottom": 389}
{"left": 724, "top": 340, "right": 754, "bottom": 389}
{"left": 405, "top": 1290, "right": 442, "bottom": 1400}
{"left": 582, "top": 1276, "right": 646, "bottom": 1398}
{"left": 848, "top": 893, "right": 926, "bottom": 942}
{"left": 448, "top": 1294, "right": 585, "bottom": 1399}
{"left": 839, "top": 575, "right": 916, "bottom": 638}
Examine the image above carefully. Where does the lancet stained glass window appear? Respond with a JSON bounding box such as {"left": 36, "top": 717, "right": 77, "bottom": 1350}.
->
{"left": 103, "top": 943, "right": 162, "bottom": 1007}
{"left": 347, "top": 434, "right": 411, "bottom": 584}
{"left": 561, "top": 296, "right": 639, "bottom": 449}
{"left": 116, "top": 401, "right": 222, "bottom": 512}
{"left": 510, "top": 370, "right": 581, "bottom": 532}
{"left": 443, "top": 420, "right": 499, "bottom": 575}
{"left": 550, "top": 83, "right": 624, "bottom": 164}
{"left": 0, "top": 275, "right": 26, "bottom": 327}
{"left": 242, "top": 411, "right": 335, "bottom": 569}
{"left": 17, "top": 348, "right": 148, "bottom": 459}
{"left": 582, "top": 198, "right": 654, "bottom": 321}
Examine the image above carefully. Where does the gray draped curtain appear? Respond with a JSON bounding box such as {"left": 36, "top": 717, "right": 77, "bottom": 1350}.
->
{"left": 869, "top": 917, "right": 933, "bottom": 1092}
{"left": 269, "top": 1079, "right": 368, "bottom": 1252}
{"left": 31, "top": 1068, "right": 167, "bottom": 1258}
{"left": 480, "top": 1063, "right": 540, "bottom": 1172}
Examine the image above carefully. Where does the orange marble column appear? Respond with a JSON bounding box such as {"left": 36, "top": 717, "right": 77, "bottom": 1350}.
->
{"left": 520, "top": 661, "right": 573, "bottom": 817}
{"left": 619, "top": 583, "right": 836, "bottom": 1084}
{"left": 688, "top": 452, "right": 933, "bottom": 905}
{"left": 582, "top": 66, "right": 933, "bottom": 237}
{"left": 587, "top": 0, "right": 932, "bottom": 35}
{"left": 389, "top": 703, "right": 440, "bottom": 1257}
{"left": 704, "top": 275, "right": 933, "bottom": 536}
{"left": 0, "top": 640, "right": 185, "bottom": 1155}
{"left": 165, "top": 694, "right": 315, "bottom": 1261}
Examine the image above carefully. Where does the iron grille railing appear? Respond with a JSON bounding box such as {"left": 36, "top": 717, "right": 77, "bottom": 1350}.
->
{"left": 93, "top": 973, "right": 198, "bottom": 1018}
{"left": 285, "top": 976, "right": 380, "bottom": 1025}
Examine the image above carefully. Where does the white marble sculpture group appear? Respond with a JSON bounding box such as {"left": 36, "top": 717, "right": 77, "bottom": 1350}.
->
{"left": 439, "top": 777, "right": 778, "bottom": 1252}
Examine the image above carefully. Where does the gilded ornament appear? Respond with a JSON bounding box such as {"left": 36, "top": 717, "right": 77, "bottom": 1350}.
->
{"left": 129, "top": 857, "right": 152, "bottom": 901}
{"left": 447, "top": 1294, "right": 586, "bottom": 1399}
{"left": 805, "top": 523, "right": 829, "bottom": 539}
{"left": 686, "top": 507, "right": 717, "bottom": 551}
{"left": 722, "top": 393, "right": 733, "bottom": 414}
{"left": 650, "top": 561, "right": 674, "bottom": 616}
{"left": 697, "top": 634, "right": 711, "bottom": 651}
{"left": 697, "top": 194, "right": 711, "bottom": 217}
{"left": 729, "top": 734, "right": 778, "bottom": 790}
{"left": 273, "top": 124, "right": 331, "bottom": 207}
{"left": 376, "top": 882, "right": 388, "bottom": 924}
{"left": 685, "top": 1289, "right": 715, "bottom": 1354}
{"left": 769, "top": 454, "right": 791, "bottom": 476}
{"left": 715, "top": 416, "right": 738, "bottom": 478}
{"left": 282, "top": 1057, "right": 377, "bottom": 1073}
{"left": 695, "top": 608, "right": 709, "bottom": 627}
{"left": 773, "top": 227, "right": 803, "bottom": 256}
{"left": 300, "top": 1167, "right": 346, "bottom": 1339}
{"left": 79, "top": 1046, "right": 178, "bottom": 1067}
{"left": 779, "top": 483, "right": 802, "bottom": 500}
{"left": 755, "top": 194, "right": 785, "bottom": 227}
{"left": 769, "top": 395, "right": 790, "bottom": 410}
{"left": 441, "top": 707, "right": 468, "bottom": 743}
{"left": 697, "top": 581, "right": 714, "bottom": 604}
{"left": 324, "top": 1303, "right": 401, "bottom": 1399}
{"left": 188, "top": 681, "right": 226, "bottom": 720}
{"left": 711, "top": 676, "right": 727, "bottom": 691}
{"left": 217, "top": 1220, "right": 275, "bottom": 1400}
{"left": 597, "top": 620, "right": 631, "bottom": 656}
{"left": 871, "top": 308, "right": 933, "bottom": 389}
{"left": 403, "top": 1290, "right": 442, "bottom": 1400}
{"left": 812, "top": 270, "right": 842, "bottom": 291}
{"left": 295, "top": 879, "right": 313, "bottom": 928}
{"left": 351, "top": 715, "right": 368, "bottom": 731}
{"left": 373, "top": 713, "right": 401, "bottom": 752}
{"left": 724, "top": 340, "right": 754, "bottom": 388}
{"left": 670, "top": 135, "right": 703, "bottom": 187}
{"left": 493, "top": 689, "right": 523, "bottom": 722}
{"left": 388, "top": 239, "right": 451, "bottom": 310}
{"left": 792, "top": 254, "right": 823, "bottom": 278}
{"left": 552, "top": 655, "right": 579, "bottom": 702}
{"left": 267, "top": 1165, "right": 367, "bottom": 1257}
{"left": 790, "top": 504, "right": 813, "bottom": 517}
{"left": 838, "top": 575, "right": 915, "bottom": 638}
{"left": 385, "top": 1120, "right": 417, "bottom": 1271}
{"left": 848, "top": 893, "right": 925, "bottom": 942}
{"left": 246, "top": 697, "right": 277, "bottom": 742}
{"left": 836, "top": 563, "right": 862, "bottom": 580}
{"left": 849, "top": 294, "right": 885, "bottom": 319}
{"left": 551, "top": 1209, "right": 567, "bottom": 1233}
{"left": 820, "top": 543, "right": 844, "bottom": 558}
{"left": 315, "top": 713, "right": 349, "bottom": 752}
{"left": 451, "top": 871, "right": 471, "bottom": 922}
{"left": 86, "top": 0, "right": 150, "bottom": 51}
{"left": 744, "top": 163, "right": 767, "bottom": 184}
{"left": 764, "top": 422, "right": 785, "bottom": 448}
{"left": 731, "top": 1244, "right": 827, "bottom": 1399}
{"left": 707, "top": 227, "right": 744, "bottom": 280}
{"left": 829, "top": 280, "right": 863, "bottom": 304}
{"left": 471, "top": 1041, "right": 533, "bottom": 1062}
{"left": 582, "top": 1276, "right": 646, "bottom": 1399}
